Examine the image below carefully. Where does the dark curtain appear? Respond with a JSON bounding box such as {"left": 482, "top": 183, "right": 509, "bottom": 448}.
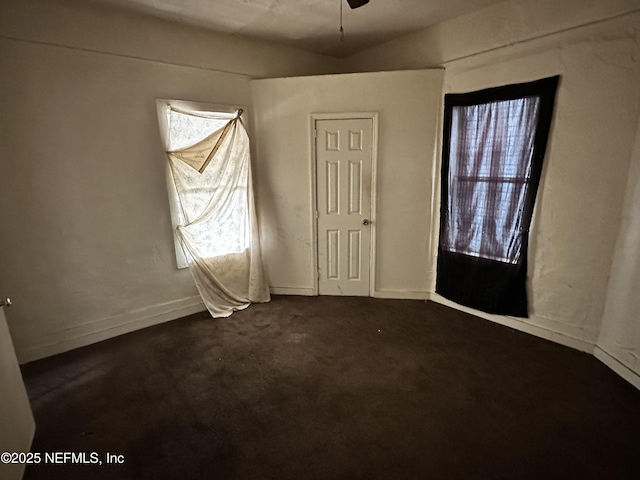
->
{"left": 436, "top": 76, "right": 559, "bottom": 317}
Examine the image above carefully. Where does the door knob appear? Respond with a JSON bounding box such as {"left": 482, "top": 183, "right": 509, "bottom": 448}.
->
{"left": 0, "top": 297, "right": 12, "bottom": 307}
{"left": 362, "top": 219, "right": 370, "bottom": 226}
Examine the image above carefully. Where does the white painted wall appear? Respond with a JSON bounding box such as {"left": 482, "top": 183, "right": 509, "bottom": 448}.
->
{"left": 596, "top": 118, "right": 640, "bottom": 388}
{"left": 0, "top": 0, "right": 338, "bottom": 362}
{"left": 0, "top": 307, "right": 34, "bottom": 480}
{"left": 343, "top": 0, "right": 640, "bottom": 72}
{"left": 250, "top": 70, "right": 444, "bottom": 298}
{"left": 339, "top": 2, "right": 640, "bottom": 356}
{"left": 0, "top": 0, "right": 339, "bottom": 79}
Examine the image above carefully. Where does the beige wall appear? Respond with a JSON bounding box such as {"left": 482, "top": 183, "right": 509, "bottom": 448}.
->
{"left": 341, "top": 1, "right": 640, "bottom": 377}
{"left": 0, "top": 0, "right": 339, "bottom": 79}
{"left": 0, "top": 0, "right": 338, "bottom": 362}
{"left": 0, "top": 39, "right": 239, "bottom": 362}
{"left": 0, "top": 308, "right": 34, "bottom": 480}
{"left": 343, "top": 0, "right": 640, "bottom": 72}
{"left": 596, "top": 117, "right": 640, "bottom": 389}
{"left": 250, "top": 70, "right": 444, "bottom": 298}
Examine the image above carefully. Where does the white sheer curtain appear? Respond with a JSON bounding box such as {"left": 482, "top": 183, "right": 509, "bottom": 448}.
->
{"left": 165, "top": 107, "right": 270, "bottom": 317}
{"left": 445, "top": 97, "right": 540, "bottom": 264}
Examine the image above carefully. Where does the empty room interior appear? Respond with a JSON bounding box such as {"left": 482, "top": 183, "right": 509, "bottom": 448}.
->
{"left": 1, "top": 0, "right": 640, "bottom": 478}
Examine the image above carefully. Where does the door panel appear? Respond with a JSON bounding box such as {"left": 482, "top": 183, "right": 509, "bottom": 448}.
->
{"left": 316, "top": 118, "right": 373, "bottom": 296}
{"left": 0, "top": 303, "right": 35, "bottom": 480}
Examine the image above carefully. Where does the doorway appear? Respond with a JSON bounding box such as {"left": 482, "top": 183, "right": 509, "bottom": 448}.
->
{"left": 312, "top": 114, "right": 377, "bottom": 296}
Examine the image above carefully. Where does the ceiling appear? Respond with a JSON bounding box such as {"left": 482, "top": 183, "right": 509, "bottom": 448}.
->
{"left": 90, "top": 0, "right": 505, "bottom": 57}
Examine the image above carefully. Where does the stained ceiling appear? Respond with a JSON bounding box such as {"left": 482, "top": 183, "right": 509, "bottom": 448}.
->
{"left": 89, "top": 0, "right": 505, "bottom": 57}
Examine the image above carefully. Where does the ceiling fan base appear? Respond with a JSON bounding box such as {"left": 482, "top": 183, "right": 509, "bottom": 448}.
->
{"left": 346, "top": 0, "right": 370, "bottom": 9}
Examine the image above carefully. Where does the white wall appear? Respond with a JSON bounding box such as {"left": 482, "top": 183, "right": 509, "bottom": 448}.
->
{"left": 343, "top": 0, "right": 640, "bottom": 73}
{"left": 440, "top": 17, "right": 640, "bottom": 349}
{"left": 596, "top": 118, "right": 640, "bottom": 388}
{"left": 0, "top": 0, "right": 337, "bottom": 362}
{"left": 250, "top": 70, "right": 444, "bottom": 298}
{"left": 339, "top": 1, "right": 640, "bottom": 356}
{"left": 0, "top": 308, "right": 34, "bottom": 480}
{"left": 0, "top": 0, "right": 339, "bottom": 79}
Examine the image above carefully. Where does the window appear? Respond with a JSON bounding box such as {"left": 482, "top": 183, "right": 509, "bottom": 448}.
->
{"left": 166, "top": 108, "right": 250, "bottom": 260}
{"left": 155, "top": 100, "right": 248, "bottom": 268}
{"left": 436, "top": 76, "right": 559, "bottom": 317}
{"left": 444, "top": 96, "right": 540, "bottom": 264}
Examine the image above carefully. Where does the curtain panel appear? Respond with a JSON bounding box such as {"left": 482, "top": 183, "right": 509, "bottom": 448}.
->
{"left": 166, "top": 109, "right": 270, "bottom": 318}
{"left": 436, "top": 76, "right": 559, "bottom": 317}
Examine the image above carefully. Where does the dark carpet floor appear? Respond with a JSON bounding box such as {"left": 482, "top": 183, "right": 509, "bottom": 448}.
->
{"left": 21, "top": 295, "right": 640, "bottom": 479}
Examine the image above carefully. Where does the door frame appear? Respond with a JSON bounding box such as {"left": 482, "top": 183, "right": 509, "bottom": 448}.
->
{"left": 309, "top": 112, "right": 379, "bottom": 296}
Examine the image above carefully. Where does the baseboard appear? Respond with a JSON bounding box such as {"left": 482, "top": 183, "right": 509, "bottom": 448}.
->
{"left": 594, "top": 346, "right": 640, "bottom": 391}
{"left": 18, "top": 296, "right": 206, "bottom": 364}
{"left": 428, "top": 293, "right": 595, "bottom": 353}
{"left": 270, "top": 287, "right": 429, "bottom": 299}
{"left": 269, "top": 286, "right": 316, "bottom": 296}
{"left": 374, "top": 290, "right": 430, "bottom": 300}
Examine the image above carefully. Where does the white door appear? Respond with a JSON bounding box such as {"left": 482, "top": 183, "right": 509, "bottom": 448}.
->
{"left": 0, "top": 300, "right": 35, "bottom": 480}
{"left": 316, "top": 118, "right": 374, "bottom": 296}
